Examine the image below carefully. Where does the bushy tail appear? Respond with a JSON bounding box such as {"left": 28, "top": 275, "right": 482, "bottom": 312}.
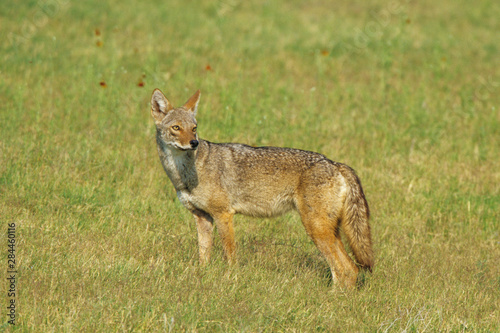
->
{"left": 339, "top": 165, "right": 374, "bottom": 272}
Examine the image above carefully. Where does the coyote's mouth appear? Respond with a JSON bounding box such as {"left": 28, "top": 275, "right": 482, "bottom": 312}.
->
{"left": 171, "top": 143, "right": 197, "bottom": 151}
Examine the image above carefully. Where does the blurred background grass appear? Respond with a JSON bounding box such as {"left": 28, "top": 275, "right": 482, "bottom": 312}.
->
{"left": 1, "top": 0, "right": 499, "bottom": 331}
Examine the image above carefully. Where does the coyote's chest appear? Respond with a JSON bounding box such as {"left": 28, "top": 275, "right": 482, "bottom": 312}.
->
{"left": 176, "top": 190, "right": 200, "bottom": 212}
{"left": 157, "top": 144, "right": 199, "bottom": 192}
{"left": 157, "top": 144, "right": 205, "bottom": 212}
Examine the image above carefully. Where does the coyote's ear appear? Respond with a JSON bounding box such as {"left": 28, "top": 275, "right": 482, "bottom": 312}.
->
{"left": 183, "top": 90, "right": 201, "bottom": 115}
{"left": 151, "top": 89, "right": 174, "bottom": 123}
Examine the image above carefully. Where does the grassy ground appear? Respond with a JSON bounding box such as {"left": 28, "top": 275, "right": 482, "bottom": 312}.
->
{"left": 1, "top": 0, "right": 499, "bottom": 331}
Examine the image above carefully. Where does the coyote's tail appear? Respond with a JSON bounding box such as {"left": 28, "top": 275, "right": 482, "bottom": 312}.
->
{"left": 339, "top": 165, "right": 374, "bottom": 272}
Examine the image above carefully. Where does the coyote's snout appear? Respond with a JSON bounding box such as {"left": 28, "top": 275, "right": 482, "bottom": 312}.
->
{"left": 151, "top": 88, "right": 374, "bottom": 288}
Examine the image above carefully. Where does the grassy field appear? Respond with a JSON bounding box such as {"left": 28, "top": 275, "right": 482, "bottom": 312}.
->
{"left": 1, "top": 0, "right": 499, "bottom": 331}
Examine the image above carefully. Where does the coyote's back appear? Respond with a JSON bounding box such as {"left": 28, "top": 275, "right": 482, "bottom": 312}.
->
{"left": 150, "top": 88, "right": 373, "bottom": 288}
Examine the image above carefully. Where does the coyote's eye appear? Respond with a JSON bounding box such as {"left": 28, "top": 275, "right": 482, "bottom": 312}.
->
{"left": 172, "top": 125, "right": 180, "bottom": 131}
{"left": 192, "top": 127, "right": 197, "bottom": 133}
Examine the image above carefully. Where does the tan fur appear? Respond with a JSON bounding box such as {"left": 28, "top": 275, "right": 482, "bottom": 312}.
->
{"left": 150, "top": 88, "right": 374, "bottom": 288}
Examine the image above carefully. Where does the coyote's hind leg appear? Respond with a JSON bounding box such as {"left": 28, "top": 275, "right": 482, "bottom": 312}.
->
{"left": 300, "top": 212, "right": 359, "bottom": 288}
{"left": 295, "top": 175, "right": 359, "bottom": 288}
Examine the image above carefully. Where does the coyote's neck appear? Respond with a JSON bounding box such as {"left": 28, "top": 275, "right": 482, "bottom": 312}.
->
{"left": 157, "top": 141, "right": 199, "bottom": 192}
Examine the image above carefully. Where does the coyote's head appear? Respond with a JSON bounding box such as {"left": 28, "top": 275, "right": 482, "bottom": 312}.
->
{"left": 151, "top": 89, "right": 200, "bottom": 152}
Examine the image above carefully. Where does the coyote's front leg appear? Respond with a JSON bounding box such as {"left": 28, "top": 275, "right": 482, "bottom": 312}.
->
{"left": 212, "top": 212, "right": 236, "bottom": 264}
{"left": 193, "top": 210, "right": 214, "bottom": 265}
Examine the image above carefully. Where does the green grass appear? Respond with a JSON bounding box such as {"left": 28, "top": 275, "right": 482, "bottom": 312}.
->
{"left": 1, "top": 0, "right": 499, "bottom": 331}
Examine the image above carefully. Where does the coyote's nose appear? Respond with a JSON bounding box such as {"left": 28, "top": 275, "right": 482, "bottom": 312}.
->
{"left": 190, "top": 140, "right": 199, "bottom": 148}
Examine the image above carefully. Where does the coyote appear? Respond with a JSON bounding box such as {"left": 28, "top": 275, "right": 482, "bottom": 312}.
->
{"left": 150, "top": 88, "right": 374, "bottom": 288}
